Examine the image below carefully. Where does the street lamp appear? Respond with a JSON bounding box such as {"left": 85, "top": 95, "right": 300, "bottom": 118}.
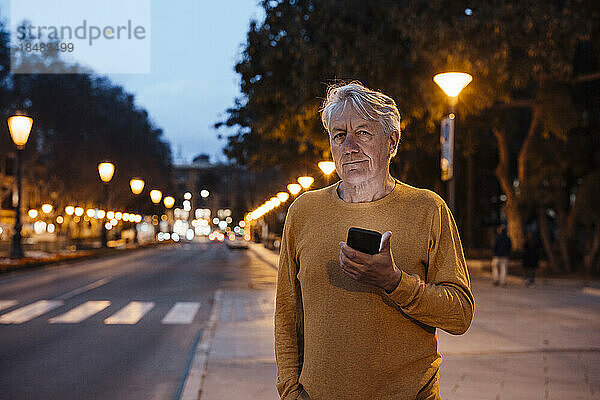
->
{"left": 297, "top": 176, "right": 314, "bottom": 189}
{"left": 318, "top": 161, "right": 336, "bottom": 176}
{"left": 276, "top": 192, "right": 289, "bottom": 203}
{"left": 163, "top": 196, "right": 175, "bottom": 209}
{"left": 8, "top": 114, "right": 33, "bottom": 258}
{"left": 129, "top": 177, "right": 145, "bottom": 195}
{"left": 97, "top": 161, "right": 115, "bottom": 248}
{"left": 150, "top": 189, "right": 162, "bottom": 204}
{"left": 433, "top": 72, "right": 472, "bottom": 216}
{"left": 287, "top": 183, "right": 302, "bottom": 195}
{"left": 129, "top": 177, "right": 145, "bottom": 244}
{"left": 318, "top": 161, "right": 336, "bottom": 186}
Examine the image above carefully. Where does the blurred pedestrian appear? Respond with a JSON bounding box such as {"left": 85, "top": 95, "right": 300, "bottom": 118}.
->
{"left": 275, "top": 82, "right": 474, "bottom": 400}
{"left": 492, "top": 224, "right": 511, "bottom": 286}
{"left": 522, "top": 231, "right": 540, "bottom": 287}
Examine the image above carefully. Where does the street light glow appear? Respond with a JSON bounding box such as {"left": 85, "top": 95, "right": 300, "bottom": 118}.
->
{"left": 74, "top": 207, "right": 84, "bottom": 216}
{"left": 287, "top": 183, "right": 302, "bottom": 195}
{"left": 433, "top": 72, "right": 473, "bottom": 98}
{"left": 150, "top": 189, "right": 162, "bottom": 204}
{"left": 318, "top": 161, "right": 336, "bottom": 175}
{"left": 41, "top": 204, "right": 53, "bottom": 214}
{"left": 98, "top": 162, "right": 115, "bottom": 183}
{"left": 7, "top": 115, "right": 33, "bottom": 149}
{"left": 164, "top": 196, "right": 175, "bottom": 208}
{"left": 65, "top": 206, "right": 75, "bottom": 215}
{"left": 28, "top": 209, "right": 38, "bottom": 218}
{"left": 270, "top": 197, "right": 281, "bottom": 207}
{"left": 297, "top": 176, "right": 314, "bottom": 189}
{"left": 200, "top": 190, "right": 209, "bottom": 198}
{"left": 184, "top": 192, "right": 192, "bottom": 200}
{"left": 86, "top": 209, "right": 95, "bottom": 218}
{"left": 129, "top": 178, "right": 145, "bottom": 195}
{"left": 277, "top": 192, "right": 289, "bottom": 202}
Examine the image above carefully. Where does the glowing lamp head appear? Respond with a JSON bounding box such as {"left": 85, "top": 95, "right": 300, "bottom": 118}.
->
{"left": 276, "top": 192, "right": 289, "bottom": 203}
{"left": 287, "top": 183, "right": 302, "bottom": 195}
{"left": 98, "top": 162, "right": 115, "bottom": 183}
{"left": 163, "top": 196, "right": 175, "bottom": 208}
{"left": 8, "top": 115, "right": 33, "bottom": 149}
{"left": 318, "top": 161, "right": 336, "bottom": 175}
{"left": 41, "top": 204, "right": 53, "bottom": 214}
{"left": 65, "top": 206, "right": 75, "bottom": 216}
{"left": 270, "top": 197, "right": 281, "bottom": 207}
{"left": 150, "top": 189, "right": 162, "bottom": 204}
{"left": 297, "top": 176, "right": 314, "bottom": 189}
{"left": 129, "top": 178, "right": 145, "bottom": 195}
{"left": 433, "top": 72, "right": 473, "bottom": 98}
{"left": 28, "top": 209, "right": 38, "bottom": 218}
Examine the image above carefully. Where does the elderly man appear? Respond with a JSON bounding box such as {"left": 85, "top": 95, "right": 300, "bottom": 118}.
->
{"left": 274, "top": 82, "right": 474, "bottom": 400}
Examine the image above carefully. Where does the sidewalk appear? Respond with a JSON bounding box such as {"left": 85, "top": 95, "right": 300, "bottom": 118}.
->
{"left": 194, "top": 243, "right": 600, "bottom": 400}
{"left": 191, "top": 242, "right": 279, "bottom": 400}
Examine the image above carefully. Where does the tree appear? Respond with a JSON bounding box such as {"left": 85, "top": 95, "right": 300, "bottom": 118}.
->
{"left": 221, "top": 0, "right": 600, "bottom": 273}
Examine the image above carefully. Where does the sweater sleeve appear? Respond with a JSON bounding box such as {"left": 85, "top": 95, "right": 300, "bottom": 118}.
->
{"left": 385, "top": 201, "right": 475, "bottom": 335}
{"left": 274, "top": 206, "right": 304, "bottom": 399}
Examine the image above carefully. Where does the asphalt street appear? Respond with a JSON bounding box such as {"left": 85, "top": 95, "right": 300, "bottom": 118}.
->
{"left": 0, "top": 241, "right": 273, "bottom": 400}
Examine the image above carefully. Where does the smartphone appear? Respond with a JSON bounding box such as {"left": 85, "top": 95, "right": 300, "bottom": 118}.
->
{"left": 346, "top": 227, "right": 382, "bottom": 255}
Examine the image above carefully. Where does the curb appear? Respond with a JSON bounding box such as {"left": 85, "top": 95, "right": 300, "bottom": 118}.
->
{"left": 179, "top": 289, "right": 223, "bottom": 400}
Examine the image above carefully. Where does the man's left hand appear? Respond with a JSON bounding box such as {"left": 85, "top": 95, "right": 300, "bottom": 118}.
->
{"left": 339, "top": 231, "right": 402, "bottom": 292}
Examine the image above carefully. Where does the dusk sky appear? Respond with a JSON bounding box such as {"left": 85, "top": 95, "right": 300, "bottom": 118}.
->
{"left": 2, "top": 0, "right": 265, "bottom": 165}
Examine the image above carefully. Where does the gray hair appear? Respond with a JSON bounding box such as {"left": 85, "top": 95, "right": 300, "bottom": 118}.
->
{"left": 320, "top": 81, "right": 401, "bottom": 156}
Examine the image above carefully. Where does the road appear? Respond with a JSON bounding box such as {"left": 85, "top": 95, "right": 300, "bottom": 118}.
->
{"left": 0, "top": 241, "right": 274, "bottom": 400}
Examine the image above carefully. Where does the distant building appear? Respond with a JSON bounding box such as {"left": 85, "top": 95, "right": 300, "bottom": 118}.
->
{"left": 173, "top": 154, "right": 256, "bottom": 224}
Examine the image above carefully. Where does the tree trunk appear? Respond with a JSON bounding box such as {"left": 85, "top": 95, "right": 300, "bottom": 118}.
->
{"left": 584, "top": 222, "right": 600, "bottom": 275}
{"left": 538, "top": 207, "right": 561, "bottom": 272}
{"left": 518, "top": 105, "right": 541, "bottom": 191}
{"left": 556, "top": 209, "right": 572, "bottom": 273}
{"left": 492, "top": 127, "right": 524, "bottom": 250}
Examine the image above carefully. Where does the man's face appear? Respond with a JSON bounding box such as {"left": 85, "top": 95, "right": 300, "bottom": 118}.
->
{"left": 329, "top": 106, "right": 395, "bottom": 185}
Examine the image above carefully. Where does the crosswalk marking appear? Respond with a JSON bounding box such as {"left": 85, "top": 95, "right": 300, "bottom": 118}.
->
{"left": 0, "top": 300, "right": 64, "bottom": 324}
{"left": 161, "top": 302, "right": 201, "bottom": 324}
{"left": 0, "top": 300, "right": 18, "bottom": 312}
{"left": 0, "top": 300, "right": 207, "bottom": 325}
{"left": 104, "top": 301, "right": 154, "bottom": 325}
{"left": 49, "top": 301, "right": 111, "bottom": 324}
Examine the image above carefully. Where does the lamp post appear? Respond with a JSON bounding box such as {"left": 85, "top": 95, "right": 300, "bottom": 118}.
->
{"left": 129, "top": 177, "right": 144, "bottom": 244}
{"left": 98, "top": 161, "right": 115, "bottom": 248}
{"left": 8, "top": 115, "right": 33, "bottom": 258}
{"left": 433, "top": 72, "right": 473, "bottom": 216}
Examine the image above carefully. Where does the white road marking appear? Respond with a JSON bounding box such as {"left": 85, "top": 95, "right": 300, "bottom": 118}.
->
{"left": 161, "top": 302, "right": 201, "bottom": 324}
{"left": 0, "top": 300, "right": 63, "bottom": 324}
{"left": 583, "top": 287, "right": 600, "bottom": 297}
{"left": 54, "top": 277, "right": 112, "bottom": 301}
{"left": 104, "top": 301, "right": 154, "bottom": 325}
{"left": 0, "top": 300, "right": 17, "bottom": 312}
{"left": 49, "top": 301, "right": 111, "bottom": 323}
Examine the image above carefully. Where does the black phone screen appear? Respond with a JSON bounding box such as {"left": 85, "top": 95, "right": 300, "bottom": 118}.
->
{"left": 346, "top": 227, "right": 382, "bottom": 255}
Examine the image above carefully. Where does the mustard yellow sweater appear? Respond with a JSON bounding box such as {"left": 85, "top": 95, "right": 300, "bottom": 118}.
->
{"left": 274, "top": 178, "right": 474, "bottom": 400}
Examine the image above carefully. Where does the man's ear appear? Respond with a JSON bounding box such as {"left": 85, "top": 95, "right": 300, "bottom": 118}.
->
{"left": 389, "top": 129, "right": 400, "bottom": 154}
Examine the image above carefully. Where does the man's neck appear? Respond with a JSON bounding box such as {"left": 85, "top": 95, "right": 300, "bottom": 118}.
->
{"left": 338, "top": 173, "right": 396, "bottom": 203}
